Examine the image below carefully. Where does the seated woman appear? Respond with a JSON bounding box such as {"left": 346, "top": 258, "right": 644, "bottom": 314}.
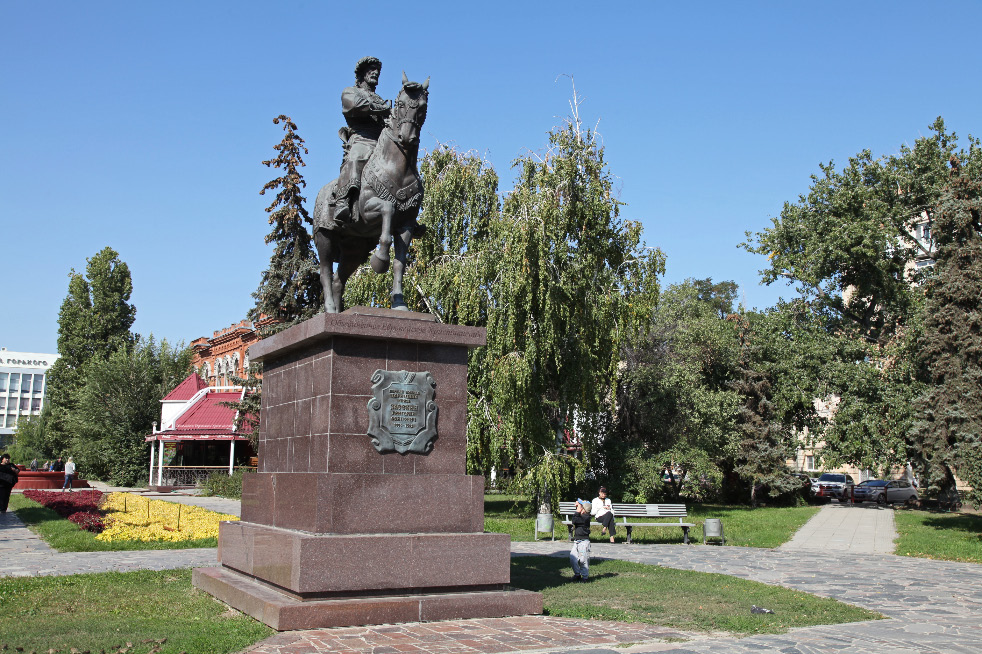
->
{"left": 591, "top": 486, "right": 616, "bottom": 543}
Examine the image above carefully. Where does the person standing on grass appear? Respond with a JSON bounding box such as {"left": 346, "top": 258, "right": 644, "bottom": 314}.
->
{"left": 0, "top": 453, "right": 19, "bottom": 513}
{"left": 592, "top": 486, "right": 616, "bottom": 543}
{"left": 62, "top": 456, "right": 76, "bottom": 492}
{"left": 569, "top": 498, "right": 592, "bottom": 582}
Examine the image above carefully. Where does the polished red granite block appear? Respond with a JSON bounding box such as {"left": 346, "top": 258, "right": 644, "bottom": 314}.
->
{"left": 249, "top": 309, "right": 483, "bottom": 475}
{"left": 219, "top": 522, "right": 511, "bottom": 595}
{"left": 240, "top": 472, "right": 485, "bottom": 534}
{"left": 193, "top": 566, "right": 542, "bottom": 631}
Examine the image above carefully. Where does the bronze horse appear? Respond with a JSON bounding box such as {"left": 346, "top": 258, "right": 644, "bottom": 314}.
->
{"left": 313, "top": 73, "right": 429, "bottom": 313}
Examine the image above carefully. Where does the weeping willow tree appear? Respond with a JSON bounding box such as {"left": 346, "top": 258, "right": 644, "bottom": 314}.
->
{"left": 346, "top": 112, "right": 664, "bottom": 508}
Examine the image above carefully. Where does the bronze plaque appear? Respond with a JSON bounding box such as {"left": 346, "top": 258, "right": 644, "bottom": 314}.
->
{"left": 367, "top": 370, "right": 438, "bottom": 454}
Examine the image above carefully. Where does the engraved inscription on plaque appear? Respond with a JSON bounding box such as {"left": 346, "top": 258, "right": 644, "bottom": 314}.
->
{"left": 366, "top": 370, "right": 438, "bottom": 454}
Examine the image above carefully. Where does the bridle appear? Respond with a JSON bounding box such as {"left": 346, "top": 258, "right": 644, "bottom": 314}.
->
{"left": 391, "top": 89, "right": 428, "bottom": 131}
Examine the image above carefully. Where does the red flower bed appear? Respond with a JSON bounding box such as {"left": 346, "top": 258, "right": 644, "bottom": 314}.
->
{"left": 68, "top": 511, "right": 106, "bottom": 532}
{"left": 22, "top": 489, "right": 106, "bottom": 533}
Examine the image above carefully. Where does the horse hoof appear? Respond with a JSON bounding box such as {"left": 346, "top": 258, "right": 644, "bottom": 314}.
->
{"left": 370, "top": 253, "right": 390, "bottom": 274}
{"left": 391, "top": 294, "right": 408, "bottom": 311}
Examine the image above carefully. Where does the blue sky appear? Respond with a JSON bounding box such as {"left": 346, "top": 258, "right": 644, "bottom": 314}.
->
{"left": 2, "top": 1, "right": 980, "bottom": 354}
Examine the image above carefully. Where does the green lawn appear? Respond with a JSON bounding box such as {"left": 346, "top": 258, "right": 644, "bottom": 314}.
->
{"left": 485, "top": 495, "right": 820, "bottom": 548}
{"left": 894, "top": 510, "right": 982, "bottom": 563}
{"left": 9, "top": 494, "right": 218, "bottom": 552}
{"left": 510, "top": 556, "right": 880, "bottom": 635}
{"left": 0, "top": 569, "right": 273, "bottom": 654}
{"left": 0, "top": 560, "right": 878, "bottom": 652}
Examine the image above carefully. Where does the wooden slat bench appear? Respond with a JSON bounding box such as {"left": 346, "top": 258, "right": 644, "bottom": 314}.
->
{"left": 558, "top": 501, "right": 695, "bottom": 544}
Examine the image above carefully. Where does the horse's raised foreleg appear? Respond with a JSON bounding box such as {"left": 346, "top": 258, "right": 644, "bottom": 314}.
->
{"left": 369, "top": 200, "right": 395, "bottom": 274}
{"left": 314, "top": 229, "right": 339, "bottom": 314}
{"left": 391, "top": 223, "right": 414, "bottom": 311}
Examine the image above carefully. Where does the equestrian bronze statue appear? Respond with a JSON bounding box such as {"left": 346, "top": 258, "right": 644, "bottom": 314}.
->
{"left": 313, "top": 57, "right": 429, "bottom": 313}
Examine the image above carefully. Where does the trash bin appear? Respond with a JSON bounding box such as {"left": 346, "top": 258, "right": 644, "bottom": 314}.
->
{"left": 535, "top": 513, "right": 555, "bottom": 541}
{"left": 703, "top": 518, "right": 725, "bottom": 545}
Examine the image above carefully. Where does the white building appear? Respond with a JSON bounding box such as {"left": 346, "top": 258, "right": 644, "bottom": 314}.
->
{"left": 0, "top": 347, "right": 60, "bottom": 447}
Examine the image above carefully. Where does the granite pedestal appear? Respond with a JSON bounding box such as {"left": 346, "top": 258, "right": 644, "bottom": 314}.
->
{"left": 193, "top": 307, "right": 542, "bottom": 629}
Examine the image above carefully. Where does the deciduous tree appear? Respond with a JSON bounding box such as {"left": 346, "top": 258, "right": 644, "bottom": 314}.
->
{"left": 742, "top": 119, "right": 980, "bottom": 474}
{"left": 43, "top": 247, "right": 137, "bottom": 456}
{"left": 345, "top": 116, "right": 664, "bottom": 506}
{"left": 609, "top": 280, "right": 740, "bottom": 502}
{"left": 69, "top": 337, "right": 192, "bottom": 485}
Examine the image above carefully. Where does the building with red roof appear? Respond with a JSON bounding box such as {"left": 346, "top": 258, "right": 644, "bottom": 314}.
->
{"left": 145, "top": 372, "right": 255, "bottom": 490}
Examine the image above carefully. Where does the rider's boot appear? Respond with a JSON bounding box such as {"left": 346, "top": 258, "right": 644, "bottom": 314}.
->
{"left": 335, "top": 197, "right": 351, "bottom": 223}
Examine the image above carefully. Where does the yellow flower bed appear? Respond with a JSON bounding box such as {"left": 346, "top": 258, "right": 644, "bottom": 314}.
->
{"left": 96, "top": 492, "right": 239, "bottom": 543}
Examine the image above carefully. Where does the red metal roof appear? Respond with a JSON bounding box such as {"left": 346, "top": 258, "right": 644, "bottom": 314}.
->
{"left": 145, "top": 384, "right": 256, "bottom": 442}
{"left": 162, "top": 373, "right": 209, "bottom": 401}
{"left": 174, "top": 391, "right": 241, "bottom": 430}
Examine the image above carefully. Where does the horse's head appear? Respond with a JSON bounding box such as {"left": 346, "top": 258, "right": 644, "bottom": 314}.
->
{"left": 390, "top": 72, "right": 429, "bottom": 146}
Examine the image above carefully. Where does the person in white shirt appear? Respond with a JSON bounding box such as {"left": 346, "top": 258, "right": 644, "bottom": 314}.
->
{"left": 62, "top": 456, "right": 77, "bottom": 492}
{"left": 591, "top": 486, "right": 616, "bottom": 543}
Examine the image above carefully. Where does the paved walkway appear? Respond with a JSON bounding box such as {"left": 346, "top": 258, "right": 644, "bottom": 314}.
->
{"left": 3, "top": 498, "right": 980, "bottom": 653}
{"left": 780, "top": 501, "right": 899, "bottom": 554}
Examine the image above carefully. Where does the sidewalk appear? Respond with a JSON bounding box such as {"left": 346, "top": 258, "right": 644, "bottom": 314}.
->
{"left": 85, "top": 481, "right": 242, "bottom": 517}
{"left": 779, "top": 501, "right": 898, "bottom": 554}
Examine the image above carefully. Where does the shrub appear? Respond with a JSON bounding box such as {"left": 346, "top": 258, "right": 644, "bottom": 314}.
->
{"left": 199, "top": 468, "right": 251, "bottom": 499}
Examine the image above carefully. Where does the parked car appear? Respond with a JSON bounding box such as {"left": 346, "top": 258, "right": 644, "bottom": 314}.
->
{"left": 853, "top": 479, "right": 918, "bottom": 505}
{"left": 813, "top": 473, "right": 855, "bottom": 501}
{"left": 790, "top": 473, "right": 813, "bottom": 502}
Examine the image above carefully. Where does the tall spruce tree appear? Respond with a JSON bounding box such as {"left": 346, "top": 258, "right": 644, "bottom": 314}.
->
{"left": 249, "top": 115, "right": 322, "bottom": 329}
{"left": 910, "top": 157, "right": 982, "bottom": 506}
{"left": 43, "top": 247, "right": 136, "bottom": 455}
{"left": 728, "top": 314, "right": 797, "bottom": 505}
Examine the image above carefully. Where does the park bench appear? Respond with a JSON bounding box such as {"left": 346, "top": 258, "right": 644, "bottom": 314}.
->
{"left": 557, "top": 501, "right": 695, "bottom": 544}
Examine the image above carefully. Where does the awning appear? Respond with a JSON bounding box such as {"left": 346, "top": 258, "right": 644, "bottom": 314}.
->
{"left": 145, "top": 432, "right": 251, "bottom": 442}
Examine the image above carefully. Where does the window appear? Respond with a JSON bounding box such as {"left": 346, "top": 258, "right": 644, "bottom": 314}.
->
{"left": 805, "top": 455, "right": 815, "bottom": 470}
{"left": 20, "top": 374, "right": 32, "bottom": 393}
{"left": 31, "top": 398, "right": 41, "bottom": 411}
{"left": 0, "top": 373, "right": 7, "bottom": 392}
{"left": 20, "top": 397, "right": 30, "bottom": 411}
{"left": 0, "top": 397, "right": 6, "bottom": 410}
{"left": 8, "top": 374, "right": 20, "bottom": 393}
{"left": 33, "top": 375, "right": 44, "bottom": 392}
